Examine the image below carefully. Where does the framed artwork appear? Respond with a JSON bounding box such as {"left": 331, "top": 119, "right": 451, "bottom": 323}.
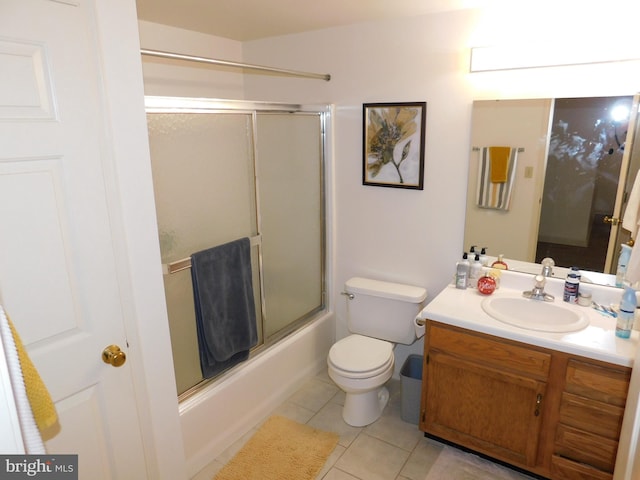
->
{"left": 363, "top": 102, "right": 426, "bottom": 189}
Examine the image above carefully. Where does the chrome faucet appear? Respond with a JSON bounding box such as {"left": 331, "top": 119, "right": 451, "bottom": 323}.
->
{"left": 523, "top": 274, "right": 555, "bottom": 302}
{"left": 540, "top": 257, "right": 555, "bottom": 277}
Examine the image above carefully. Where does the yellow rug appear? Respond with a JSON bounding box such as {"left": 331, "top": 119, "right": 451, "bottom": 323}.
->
{"left": 214, "top": 415, "right": 339, "bottom": 480}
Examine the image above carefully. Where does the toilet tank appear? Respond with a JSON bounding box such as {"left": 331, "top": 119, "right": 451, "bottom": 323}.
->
{"left": 344, "top": 277, "right": 427, "bottom": 345}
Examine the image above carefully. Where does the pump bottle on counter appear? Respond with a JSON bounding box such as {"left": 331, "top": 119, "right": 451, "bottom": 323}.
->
{"left": 469, "top": 254, "right": 483, "bottom": 288}
{"left": 455, "top": 253, "right": 470, "bottom": 290}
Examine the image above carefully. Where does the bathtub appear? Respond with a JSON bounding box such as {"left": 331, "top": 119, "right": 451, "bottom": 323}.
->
{"left": 179, "top": 311, "right": 335, "bottom": 477}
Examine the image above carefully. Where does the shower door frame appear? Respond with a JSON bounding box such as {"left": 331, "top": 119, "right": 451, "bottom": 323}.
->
{"left": 145, "top": 96, "right": 331, "bottom": 398}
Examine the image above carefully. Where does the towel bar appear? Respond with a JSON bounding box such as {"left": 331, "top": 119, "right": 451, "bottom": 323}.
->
{"left": 473, "top": 147, "right": 525, "bottom": 152}
{"left": 162, "top": 235, "right": 261, "bottom": 275}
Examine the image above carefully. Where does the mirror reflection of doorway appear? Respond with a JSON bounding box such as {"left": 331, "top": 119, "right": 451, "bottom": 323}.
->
{"left": 535, "top": 96, "right": 633, "bottom": 272}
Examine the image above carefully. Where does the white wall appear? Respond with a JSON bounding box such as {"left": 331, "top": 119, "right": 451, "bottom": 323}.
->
{"left": 240, "top": 6, "right": 640, "bottom": 374}
{"left": 138, "top": 21, "right": 245, "bottom": 98}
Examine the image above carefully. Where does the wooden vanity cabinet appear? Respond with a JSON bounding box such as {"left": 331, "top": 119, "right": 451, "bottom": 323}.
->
{"left": 420, "top": 321, "right": 631, "bottom": 480}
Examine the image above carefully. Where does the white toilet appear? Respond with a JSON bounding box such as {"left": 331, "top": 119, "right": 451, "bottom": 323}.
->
{"left": 328, "top": 277, "right": 427, "bottom": 427}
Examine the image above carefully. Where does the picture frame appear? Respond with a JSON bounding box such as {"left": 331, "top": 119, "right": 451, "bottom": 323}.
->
{"left": 363, "top": 102, "right": 426, "bottom": 189}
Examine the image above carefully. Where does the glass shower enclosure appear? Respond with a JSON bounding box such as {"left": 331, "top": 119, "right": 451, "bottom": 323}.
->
{"left": 145, "top": 97, "right": 329, "bottom": 396}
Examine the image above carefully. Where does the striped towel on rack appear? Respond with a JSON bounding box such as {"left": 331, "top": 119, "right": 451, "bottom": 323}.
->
{"left": 476, "top": 147, "right": 519, "bottom": 211}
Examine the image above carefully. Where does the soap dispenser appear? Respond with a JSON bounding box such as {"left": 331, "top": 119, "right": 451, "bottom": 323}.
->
{"left": 479, "top": 247, "right": 489, "bottom": 266}
{"left": 469, "top": 254, "right": 482, "bottom": 287}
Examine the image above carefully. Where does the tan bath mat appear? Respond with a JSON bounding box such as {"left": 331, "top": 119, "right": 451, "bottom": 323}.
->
{"left": 214, "top": 415, "right": 339, "bottom": 480}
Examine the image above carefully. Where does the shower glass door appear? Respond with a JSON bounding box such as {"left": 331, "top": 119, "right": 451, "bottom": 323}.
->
{"left": 256, "top": 113, "right": 324, "bottom": 338}
{"left": 145, "top": 98, "right": 328, "bottom": 396}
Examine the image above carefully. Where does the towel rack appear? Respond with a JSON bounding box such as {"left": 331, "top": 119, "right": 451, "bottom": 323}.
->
{"left": 472, "top": 147, "right": 525, "bottom": 152}
{"left": 162, "top": 235, "right": 261, "bottom": 275}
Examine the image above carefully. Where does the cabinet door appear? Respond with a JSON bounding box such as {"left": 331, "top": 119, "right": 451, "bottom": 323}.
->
{"left": 424, "top": 350, "right": 546, "bottom": 467}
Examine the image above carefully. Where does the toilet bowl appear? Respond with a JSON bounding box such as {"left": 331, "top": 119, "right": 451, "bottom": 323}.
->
{"left": 327, "top": 334, "right": 395, "bottom": 427}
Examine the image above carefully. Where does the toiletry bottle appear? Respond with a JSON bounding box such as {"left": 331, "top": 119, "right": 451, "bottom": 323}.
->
{"left": 616, "top": 244, "right": 632, "bottom": 287}
{"left": 563, "top": 268, "right": 580, "bottom": 303}
{"left": 479, "top": 247, "right": 489, "bottom": 266}
{"left": 455, "top": 253, "right": 470, "bottom": 290}
{"left": 469, "top": 254, "right": 482, "bottom": 288}
{"left": 491, "top": 254, "right": 508, "bottom": 270}
{"left": 616, "top": 286, "right": 636, "bottom": 339}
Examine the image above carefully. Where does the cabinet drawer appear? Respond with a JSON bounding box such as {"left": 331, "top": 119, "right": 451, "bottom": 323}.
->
{"left": 428, "top": 323, "right": 551, "bottom": 379}
{"left": 565, "top": 360, "right": 630, "bottom": 407}
{"left": 559, "top": 392, "right": 624, "bottom": 439}
{"left": 551, "top": 455, "right": 612, "bottom": 480}
{"left": 554, "top": 424, "right": 618, "bottom": 473}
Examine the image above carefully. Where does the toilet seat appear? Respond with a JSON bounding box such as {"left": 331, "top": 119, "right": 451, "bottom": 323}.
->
{"left": 328, "top": 334, "right": 393, "bottom": 379}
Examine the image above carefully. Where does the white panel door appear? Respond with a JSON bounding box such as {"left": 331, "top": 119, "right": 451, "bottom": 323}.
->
{"left": 0, "top": 0, "right": 148, "bottom": 477}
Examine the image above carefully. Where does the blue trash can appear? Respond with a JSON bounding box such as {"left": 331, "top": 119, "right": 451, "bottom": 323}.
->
{"left": 400, "top": 354, "right": 423, "bottom": 424}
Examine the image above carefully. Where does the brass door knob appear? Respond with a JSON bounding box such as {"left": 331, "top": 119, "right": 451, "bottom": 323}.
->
{"left": 603, "top": 216, "right": 620, "bottom": 225}
{"left": 102, "top": 345, "right": 126, "bottom": 367}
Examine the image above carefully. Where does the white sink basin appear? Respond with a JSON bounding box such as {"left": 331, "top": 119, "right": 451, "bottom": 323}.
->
{"left": 481, "top": 295, "right": 589, "bottom": 333}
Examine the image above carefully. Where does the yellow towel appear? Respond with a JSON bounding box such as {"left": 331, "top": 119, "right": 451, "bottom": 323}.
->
{"left": 489, "top": 146, "right": 511, "bottom": 183}
{"left": 7, "top": 314, "right": 58, "bottom": 433}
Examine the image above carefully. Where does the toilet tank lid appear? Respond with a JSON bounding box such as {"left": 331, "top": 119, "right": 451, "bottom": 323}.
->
{"left": 345, "top": 277, "right": 427, "bottom": 303}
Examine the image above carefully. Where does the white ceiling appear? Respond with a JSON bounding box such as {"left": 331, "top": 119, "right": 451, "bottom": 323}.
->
{"left": 135, "top": 0, "right": 480, "bottom": 41}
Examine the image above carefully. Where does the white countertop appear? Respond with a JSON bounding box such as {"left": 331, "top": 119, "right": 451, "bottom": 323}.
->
{"left": 419, "top": 271, "right": 639, "bottom": 367}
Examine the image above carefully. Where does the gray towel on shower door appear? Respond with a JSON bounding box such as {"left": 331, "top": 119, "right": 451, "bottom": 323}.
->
{"left": 191, "top": 237, "right": 258, "bottom": 378}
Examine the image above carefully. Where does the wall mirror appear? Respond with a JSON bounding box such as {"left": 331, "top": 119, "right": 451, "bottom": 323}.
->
{"left": 464, "top": 94, "right": 640, "bottom": 286}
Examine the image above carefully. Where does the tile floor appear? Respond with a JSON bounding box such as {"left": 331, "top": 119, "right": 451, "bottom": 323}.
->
{"left": 193, "top": 372, "right": 536, "bottom": 480}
